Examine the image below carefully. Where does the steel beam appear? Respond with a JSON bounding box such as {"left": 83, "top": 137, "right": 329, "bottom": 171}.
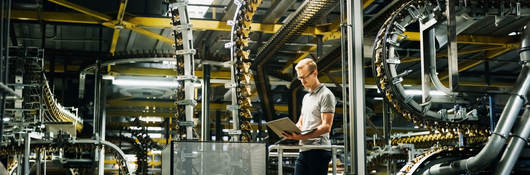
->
{"left": 402, "top": 32, "right": 519, "bottom": 46}
{"left": 106, "top": 103, "right": 342, "bottom": 115}
{"left": 109, "top": 29, "right": 120, "bottom": 55}
{"left": 116, "top": 0, "right": 128, "bottom": 23}
{"left": 105, "top": 21, "right": 173, "bottom": 44}
{"left": 420, "top": 17, "right": 436, "bottom": 104}
{"left": 438, "top": 47, "right": 515, "bottom": 80}
{"left": 109, "top": 0, "right": 128, "bottom": 56}
{"left": 42, "top": 0, "right": 174, "bottom": 45}
{"left": 11, "top": 10, "right": 341, "bottom": 37}
{"left": 47, "top": 0, "right": 111, "bottom": 21}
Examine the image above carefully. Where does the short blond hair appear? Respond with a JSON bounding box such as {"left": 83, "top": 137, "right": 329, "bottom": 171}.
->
{"left": 295, "top": 58, "right": 317, "bottom": 72}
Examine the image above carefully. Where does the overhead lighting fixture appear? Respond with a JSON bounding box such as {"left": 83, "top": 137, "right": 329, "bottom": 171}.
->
{"left": 102, "top": 75, "right": 115, "bottom": 80}
{"left": 128, "top": 126, "right": 163, "bottom": 131}
{"left": 404, "top": 89, "right": 445, "bottom": 96}
{"left": 139, "top": 117, "right": 163, "bottom": 122}
{"left": 112, "top": 78, "right": 178, "bottom": 87}
{"left": 373, "top": 97, "right": 383, "bottom": 101}
{"left": 148, "top": 133, "right": 163, "bottom": 138}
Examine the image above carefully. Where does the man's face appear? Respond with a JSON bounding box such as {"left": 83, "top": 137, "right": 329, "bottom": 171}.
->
{"left": 296, "top": 66, "right": 316, "bottom": 89}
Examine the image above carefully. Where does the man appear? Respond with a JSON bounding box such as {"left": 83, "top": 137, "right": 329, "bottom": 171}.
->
{"left": 283, "top": 58, "right": 337, "bottom": 175}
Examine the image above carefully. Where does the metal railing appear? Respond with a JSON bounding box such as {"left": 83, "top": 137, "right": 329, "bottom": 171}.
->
{"left": 268, "top": 144, "right": 344, "bottom": 175}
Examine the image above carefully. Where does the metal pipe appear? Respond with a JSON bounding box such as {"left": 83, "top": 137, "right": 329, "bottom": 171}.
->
{"left": 23, "top": 133, "right": 30, "bottom": 175}
{"left": 72, "top": 139, "right": 133, "bottom": 174}
{"left": 495, "top": 24, "right": 530, "bottom": 174}
{"left": 489, "top": 95, "right": 495, "bottom": 132}
{"left": 424, "top": 64, "right": 530, "bottom": 175}
{"left": 340, "top": 0, "right": 349, "bottom": 172}
{"left": 97, "top": 80, "right": 108, "bottom": 175}
{"left": 201, "top": 64, "right": 210, "bottom": 141}
{"left": 0, "top": 83, "right": 20, "bottom": 98}
{"left": 93, "top": 60, "right": 100, "bottom": 137}
{"left": 521, "top": 21, "right": 530, "bottom": 63}
{"left": 424, "top": 21, "right": 530, "bottom": 175}
{"left": 495, "top": 105, "right": 530, "bottom": 175}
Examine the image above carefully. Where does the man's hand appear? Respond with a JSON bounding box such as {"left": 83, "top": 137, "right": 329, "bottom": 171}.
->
{"left": 282, "top": 132, "right": 307, "bottom": 140}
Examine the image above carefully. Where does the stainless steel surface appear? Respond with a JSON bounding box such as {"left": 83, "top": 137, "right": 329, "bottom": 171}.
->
{"left": 494, "top": 27, "right": 530, "bottom": 174}
{"left": 269, "top": 145, "right": 344, "bottom": 175}
{"left": 347, "top": 0, "right": 366, "bottom": 174}
{"left": 420, "top": 20, "right": 434, "bottom": 104}
{"left": 340, "top": 0, "right": 349, "bottom": 172}
{"left": 496, "top": 105, "right": 530, "bottom": 175}
{"left": 278, "top": 148, "right": 283, "bottom": 175}
{"left": 521, "top": 20, "right": 530, "bottom": 62}
{"left": 201, "top": 64, "right": 210, "bottom": 141}
{"left": 332, "top": 148, "right": 337, "bottom": 175}
{"left": 423, "top": 65, "right": 530, "bottom": 175}
{"left": 424, "top": 22, "right": 530, "bottom": 174}
{"left": 446, "top": 0, "right": 459, "bottom": 90}
{"left": 23, "top": 133, "right": 30, "bottom": 175}
{"left": 164, "top": 142, "right": 266, "bottom": 175}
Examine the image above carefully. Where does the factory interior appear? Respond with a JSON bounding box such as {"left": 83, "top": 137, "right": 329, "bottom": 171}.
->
{"left": 1, "top": 0, "right": 530, "bottom": 174}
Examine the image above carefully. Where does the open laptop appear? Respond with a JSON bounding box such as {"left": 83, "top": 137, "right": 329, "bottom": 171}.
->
{"left": 265, "top": 117, "right": 302, "bottom": 138}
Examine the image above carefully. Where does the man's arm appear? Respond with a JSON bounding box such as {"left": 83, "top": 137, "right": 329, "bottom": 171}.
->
{"left": 296, "top": 115, "right": 303, "bottom": 129}
{"left": 283, "top": 112, "right": 334, "bottom": 140}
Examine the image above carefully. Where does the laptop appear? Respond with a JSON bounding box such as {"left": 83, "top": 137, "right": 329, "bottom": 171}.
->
{"left": 265, "top": 117, "right": 302, "bottom": 138}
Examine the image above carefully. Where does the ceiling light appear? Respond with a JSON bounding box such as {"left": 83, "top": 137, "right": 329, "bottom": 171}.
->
{"left": 148, "top": 133, "right": 162, "bottom": 138}
{"left": 139, "top": 117, "right": 163, "bottom": 122}
{"left": 102, "top": 75, "right": 115, "bottom": 80}
{"left": 373, "top": 97, "right": 383, "bottom": 100}
{"left": 112, "top": 78, "right": 178, "bottom": 87}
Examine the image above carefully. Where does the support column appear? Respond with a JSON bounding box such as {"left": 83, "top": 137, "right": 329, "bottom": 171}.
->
{"left": 347, "top": 0, "right": 366, "bottom": 174}
{"left": 215, "top": 111, "right": 222, "bottom": 141}
{"left": 447, "top": 0, "right": 459, "bottom": 90}
{"left": 420, "top": 19, "right": 436, "bottom": 104}
{"left": 36, "top": 149, "right": 41, "bottom": 175}
{"left": 317, "top": 35, "right": 323, "bottom": 60}
{"left": 340, "top": 0, "right": 349, "bottom": 171}
{"left": 22, "top": 133, "right": 30, "bottom": 175}
{"left": 201, "top": 64, "right": 210, "bottom": 141}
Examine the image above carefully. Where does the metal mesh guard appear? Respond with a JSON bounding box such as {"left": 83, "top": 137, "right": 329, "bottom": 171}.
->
{"left": 163, "top": 142, "right": 266, "bottom": 175}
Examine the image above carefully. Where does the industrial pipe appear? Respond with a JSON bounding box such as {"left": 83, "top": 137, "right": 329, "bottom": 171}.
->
{"left": 423, "top": 21, "right": 530, "bottom": 175}
{"left": 495, "top": 23, "right": 530, "bottom": 174}
{"left": 495, "top": 105, "right": 530, "bottom": 175}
